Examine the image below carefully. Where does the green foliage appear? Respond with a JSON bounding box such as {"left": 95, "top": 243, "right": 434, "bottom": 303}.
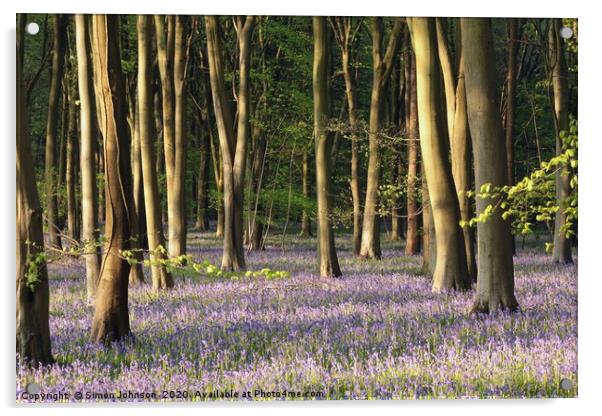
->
{"left": 463, "top": 117, "right": 578, "bottom": 240}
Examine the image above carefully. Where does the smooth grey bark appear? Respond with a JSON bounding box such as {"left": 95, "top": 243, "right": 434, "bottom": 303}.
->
{"left": 313, "top": 17, "right": 342, "bottom": 277}
{"left": 75, "top": 14, "right": 101, "bottom": 303}
{"left": 462, "top": 18, "right": 519, "bottom": 313}
{"left": 548, "top": 19, "right": 573, "bottom": 264}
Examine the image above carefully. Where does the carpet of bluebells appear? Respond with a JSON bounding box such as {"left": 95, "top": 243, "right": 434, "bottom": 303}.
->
{"left": 17, "top": 233, "right": 578, "bottom": 402}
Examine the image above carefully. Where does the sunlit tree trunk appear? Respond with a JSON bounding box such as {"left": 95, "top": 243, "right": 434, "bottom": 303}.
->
{"left": 137, "top": 15, "right": 174, "bottom": 290}
{"left": 90, "top": 14, "right": 133, "bottom": 344}
{"left": 313, "top": 17, "right": 342, "bottom": 277}
{"left": 360, "top": 17, "right": 402, "bottom": 259}
{"left": 451, "top": 48, "right": 477, "bottom": 283}
{"left": 75, "top": 14, "right": 101, "bottom": 303}
{"left": 548, "top": 19, "right": 573, "bottom": 264}
{"left": 408, "top": 17, "right": 470, "bottom": 291}
{"left": 155, "top": 15, "right": 187, "bottom": 258}
{"left": 435, "top": 18, "right": 456, "bottom": 141}
{"left": 205, "top": 15, "right": 254, "bottom": 271}
{"left": 195, "top": 127, "right": 210, "bottom": 231}
{"left": 405, "top": 49, "right": 421, "bottom": 255}
{"left": 462, "top": 18, "right": 519, "bottom": 312}
{"left": 128, "top": 102, "right": 145, "bottom": 286}
{"left": 16, "top": 13, "right": 53, "bottom": 365}
{"left": 45, "top": 14, "right": 66, "bottom": 249}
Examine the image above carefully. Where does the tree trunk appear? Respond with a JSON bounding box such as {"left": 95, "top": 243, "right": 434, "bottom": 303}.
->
{"left": 405, "top": 49, "right": 421, "bottom": 255}
{"left": 390, "top": 156, "right": 404, "bottom": 241}
{"left": 549, "top": 19, "right": 573, "bottom": 264}
{"left": 408, "top": 17, "right": 470, "bottom": 291}
{"left": 89, "top": 15, "right": 133, "bottom": 344}
{"left": 313, "top": 17, "right": 342, "bottom": 277}
{"left": 505, "top": 19, "right": 519, "bottom": 188}
{"left": 299, "top": 150, "right": 313, "bottom": 237}
{"left": 421, "top": 164, "right": 436, "bottom": 275}
{"left": 360, "top": 17, "right": 402, "bottom": 259}
{"left": 128, "top": 100, "right": 145, "bottom": 286}
{"left": 44, "top": 14, "right": 66, "bottom": 249}
{"left": 16, "top": 13, "right": 54, "bottom": 366}
{"left": 435, "top": 18, "right": 456, "bottom": 141}
{"left": 155, "top": 15, "right": 187, "bottom": 258}
{"left": 75, "top": 14, "right": 101, "bottom": 303}
{"left": 249, "top": 126, "right": 267, "bottom": 250}
{"left": 137, "top": 15, "right": 174, "bottom": 290}
{"left": 462, "top": 18, "right": 519, "bottom": 313}
{"left": 450, "top": 48, "right": 478, "bottom": 283}
{"left": 65, "top": 64, "right": 80, "bottom": 242}
{"left": 205, "top": 16, "right": 254, "bottom": 271}
{"left": 195, "top": 127, "right": 210, "bottom": 231}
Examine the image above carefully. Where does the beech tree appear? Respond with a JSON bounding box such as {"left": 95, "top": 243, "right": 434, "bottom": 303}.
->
{"left": 137, "top": 15, "right": 174, "bottom": 290}
{"left": 155, "top": 15, "right": 188, "bottom": 258}
{"left": 404, "top": 47, "right": 420, "bottom": 255}
{"left": 359, "top": 17, "right": 402, "bottom": 259}
{"left": 329, "top": 17, "right": 363, "bottom": 255}
{"left": 44, "top": 14, "right": 66, "bottom": 249}
{"left": 205, "top": 15, "right": 255, "bottom": 271}
{"left": 75, "top": 14, "right": 101, "bottom": 303}
{"left": 17, "top": 13, "right": 53, "bottom": 365}
{"left": 548, "top": 19, "right": 573, "bottom": 264}
{"left": 408, "top": 17, "right": 470, "bottom": 291}
{"left": 313, "top": 16, "right": 342, "bottom": 277}
{"left": 462, "top": 17, "right": 519, "bottom": 312}
{"left": 89, "top": 14, "right": 133, "bottom": 344}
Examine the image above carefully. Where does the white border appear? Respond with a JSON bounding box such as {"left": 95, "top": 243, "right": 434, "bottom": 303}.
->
{"left": 1, "top": 1, "right": 600, "bottom": 415}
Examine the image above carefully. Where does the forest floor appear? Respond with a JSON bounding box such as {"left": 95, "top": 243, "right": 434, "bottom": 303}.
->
{"left": 17, "top": 232, "right": 578, "bottom": 401}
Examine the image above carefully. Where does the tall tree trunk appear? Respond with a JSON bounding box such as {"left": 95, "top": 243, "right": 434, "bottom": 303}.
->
{"left": 462, "top": 18, "right": 519, "bottom": 313}
{"left": 313, "top": 17, "right": 342, "bottom": 277}
{"left": 205, "top": 16, "right": 254, "bottom": 271}
{"left": 16, "top": 13, "right": 53, "bottom": 366}
{"left": 128, "top": 100, "right": 145, "bottom": 286}
{"left": 195, "top": 127, "right": 210, "bottom": 231}
{"left": 137, "top": 15, "right": 174, "bottom": 290}
{"left": 155, "top": 15, "right": 187, "bottom": 258}
{"left": 408, "top": 17, "right": 470, "bottom": 291}
{"left": 360, "top": 17, "right": 402, "bottom": 259}
{"left": 330, "top": 17, "right": 362, "bottom": 255}
{"left": 390, "top": 156, "right": 404, "bottom": 241}
{"left": 299, "top": 150, "right": 313, "bottom": 237}
{"left": 420, "top": 164, "right": 436, "bottom": 274}
{"left": 435, "top": 18, "right": 456, "bottom": 141}
{"left": 89, "top": 15, "right": 133, "bottom": 344}
{"left": 549, "top": 19, "right": 573, "bottom": 264}
{"left": 451, "top": 48, "right": 478, "bottom": 283}
{"left": 405, "top": 49, "right": 421, "bottom": 255}
{"left": 44, "top": 14, "right": 66, "bottom": 249}
{"left": 249, "top": 126, "right": 267, "bottom": 250}
{"left": 505, "top": 19, "right": 519, "bottom": 188}
{"left": 65, "top": 61, "right": 80, "bottom": 242}
{"left": 75, "top": 14, "right": 101, "bottom": 303}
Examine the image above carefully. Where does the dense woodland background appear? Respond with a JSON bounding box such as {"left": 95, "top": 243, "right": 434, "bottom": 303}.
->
{"left": 16, "top": 14, "right": 577, "bottom": 380}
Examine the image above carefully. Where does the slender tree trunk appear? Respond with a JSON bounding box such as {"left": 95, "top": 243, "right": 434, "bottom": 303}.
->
{"left": 172, "top": 15, "right": 188, "bottom": 256}
{"left": 405, "top": 49, "right": 421, "bottom": 255}
{"left": 451, "top": 49, "right": 478, "bottom": 283}
{"left": 44, "top": 14, "right": 66, "bottom": 249}
{"left": 249, "top": 127, "right": 267, "bottom": 250}
{"left": 65, "top": 64, "right": 80, "bottom": 242}
{"left": 205, "top": 16, "right": 254, "bottom": 271}
{"left": 390, "top": 156, "right": 403, "bottom": 241}
{"left": 155, "top": 15, "right": 187, "bottom": 258}
{"left": 360, "top": 17, "right": 402, "bottom": 259}
{"left": 435, "top": 18, "right": 456, "bottom": 141}
{"left": 313, "top": 17, "right": 342, "bottom": 277}
{"left": 505, "top": 19, "right": 519, "bottom": 188}
{"left": 408, "top": 17, "right": 470, "bottom": 291}
{"left": 75, "top": 14, "right": 101, "bottom": 303}
{"left": 421, "top": 164, "right": 436, "bottom": 274}
{"left": 299, "top": 150, "right": 313, "bottom": 237}
{"left": 462, "top": 18, "right": 519, "bottom": 313}
{"left": 549, "top": 19, "right": 573, "bottom": 264}
{"left": 16, "top": 13, "right": 53, "bottom": 366}
{"left": 137, "top": 15, "right": 174, "bottom": 290}
{"left": 128, "top": 100, "right": 145, "bottom": 286}
{"left": 89, "top": 15, "right": 133, "bottom": 344}
{"left": 195, "top": 127, "right": 210, "bottom": 231}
